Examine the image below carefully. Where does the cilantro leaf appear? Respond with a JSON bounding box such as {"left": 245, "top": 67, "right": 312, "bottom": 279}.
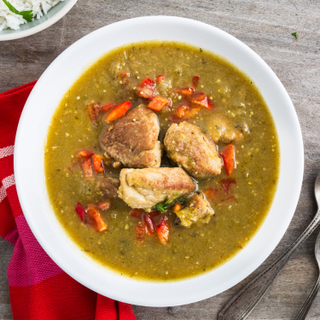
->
{"left": 2, "top": 0, "right": 33, "bottom": 22}
{"left": 292, "top": 32, "right": 299, "bottom": 41}
{"left": 155, "top": 197, "right": 187, "bottom": 212}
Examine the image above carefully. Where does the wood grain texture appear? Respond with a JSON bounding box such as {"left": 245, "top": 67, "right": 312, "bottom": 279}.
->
{"left": 1, "top": 0, "right": 320, "bottom": 319}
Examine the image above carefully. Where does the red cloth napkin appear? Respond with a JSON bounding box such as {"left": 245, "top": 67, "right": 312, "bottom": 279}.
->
{"left": 0, "top": 81, "right": 137, "bottom": 320}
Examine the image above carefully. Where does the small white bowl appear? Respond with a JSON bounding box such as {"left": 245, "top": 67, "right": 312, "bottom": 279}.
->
{"left": 0, "top": 0, "right": 77, "bottom": 41}
{"left": 14, "top": 16, "right": 304, "bottom": 307}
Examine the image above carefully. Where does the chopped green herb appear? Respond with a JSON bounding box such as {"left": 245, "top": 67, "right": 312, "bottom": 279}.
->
{"left": 2, "top": 0, "right": 33, "bottom": 22}
{"left": 292, "top": 32, "right": 299, "bottom": 41}
{"left": 155, "top": 197, "right": 187, "bottom": 212}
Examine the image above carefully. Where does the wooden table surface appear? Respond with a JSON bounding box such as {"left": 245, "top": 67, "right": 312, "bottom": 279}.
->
{"left": 1, "top": 0, "right": 320, "bottom": 319}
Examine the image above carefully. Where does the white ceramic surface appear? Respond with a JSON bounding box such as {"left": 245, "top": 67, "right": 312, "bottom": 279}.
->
{"left": 14, "top": 16, "right": 304, "bottom": 307}
{"left": 0, "top": 0, "right": 77, "bottom": 41}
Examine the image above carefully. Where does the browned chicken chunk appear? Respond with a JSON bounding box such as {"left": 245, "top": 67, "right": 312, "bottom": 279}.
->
{"left": 118, "top": 167, "right": 196, "bottom": 210}
{"left": 100, "top": 105, "right": 161, "bottom": 168}
{"left": 99, "top": 176, "right": 120, "bottom": 198}
{"left": 175, "top": 193, "right": 214, "bottom": 227}
{"left": 164, "top": 121, "right": 222, "bottom": 178}
{"left": 205, "top": 113, "right": 247, "bottom": 143}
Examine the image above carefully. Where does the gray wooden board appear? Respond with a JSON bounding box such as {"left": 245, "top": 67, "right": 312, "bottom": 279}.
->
{"left": 0, "top": 0, "right": 320, "bottom": 319}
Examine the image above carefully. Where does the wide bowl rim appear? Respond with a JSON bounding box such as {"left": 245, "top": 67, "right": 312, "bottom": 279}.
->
{"left": 0, "top": 0, "right": 78, "bottom": 41}
{"left": 14, "top": 16, "right": 304, "bottom": 307}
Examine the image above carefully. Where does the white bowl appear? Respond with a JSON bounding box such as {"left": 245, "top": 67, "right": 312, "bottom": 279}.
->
{"left": 14, "top": 16, "right": 304, "bottom": 307}
{"left": 0, "top": 0, "right": 77, "bottom": 41}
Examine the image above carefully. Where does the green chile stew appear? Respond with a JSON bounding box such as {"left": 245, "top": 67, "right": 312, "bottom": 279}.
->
{"left": 45, "top": 41, "right": 279, "bottom": 281}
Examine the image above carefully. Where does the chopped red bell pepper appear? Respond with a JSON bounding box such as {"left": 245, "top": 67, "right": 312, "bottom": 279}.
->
{"left": 136, "top": 224, "right": 145, "bottom": 243}
{"left": 221, "top": 179, "right": 237, "bottom": 194}
{"left": 156, "top": 215, "right": 169, "bottom": 245}
{"left": 137, "top": 77, "right": 156, "bottom": 99}
{"left": 105, "top": 101, "right": 132, "bottom": 123}
{"left": 142, "top": 214, "right": 155, "bottom": 236}
{"left": 101, "top": 102, "right": 116, "bottom": 112}
{"left": 77, "top": 150, "right": 94, "bottom": 158}
{"left": 157, "top": 75, "right": 165, "bottom": 83}
{"left": 149, "top": 210, "right": 161, "bottom": 218}
{"left": 176, "top": 104, "right": 190, "bottom": 118}
{"left": 88, "top": 103, "right": 100, "bottom": 123}
{"left": 86, "top": 204, "right": 107, "bottom": 232}
{"left": 174, "top": 87, "right": 194, "bottom": 96}
{"left": 81, "top": 158, "right": 94, "bottom": 180}
{"left": 191, "top": 93, "right": 213, "bottom": 110}
{"left": 130, "top": 208, "right": 144, "bottom": 219}
{"left": 75, "top": 202, "right": 86, "bottom": 222}
{"left": 147, "top": 95, "right": 172, "bottom": 112}
{"left": 192, "top": 76, "right": 200, "bottom": 88}
{"left": 204, "top": 187, "right": 218, "bottom": 199}
{"left": 220, "top": 144, "right": 236, "bottom": 176}
{"left": 97, "top": 200, "right": 111, "bottom": 211}
{"left": 92, "top": 154, "right": 104, "bottom": 173}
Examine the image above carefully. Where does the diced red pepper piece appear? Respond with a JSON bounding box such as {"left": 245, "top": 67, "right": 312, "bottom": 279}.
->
{"left": 204, "top": 187, "right": 218, "bottom": 199}
{"left": 220, "top": 144, "right": 236, "bottom": 176}
{"left": 156, "top": 215, "right": 169, "bottom": 245}
{"left": 192, "top": 76, "right": 200, "bottom": 88}
{"left": 142, "top": 214, "right": 155, "bottom": 236}
{"left": 191, "top": 93, "right": 213, "bottom": 110}
{"left": 88, "top": 103, "right": 100, "bottom": 123}
{"left": 176, "top": 104, "right": 190, "bottom": 119}
{"left": 81, "top": 158, "right": 94, "bottom": 180}
{"left": 157, "top": 75, "right": 165, "bottom": 83}
{"left": 77, "top": 150, "right": 94, "bottom": 158}
{"left": 130, "top": 208, "right": 144, "bottom": 219}
{"left": 136, "top": 224, "right": 145, "bottom": 243}
{"left": 92, "top": 154, "right": 104, "bottom": 173}
{"left": 221, "top": 179, "right": 237, "bottom": 194}
{"left": 168, "top": 115, "right": 189, "bottom": 123}
{"left": 86, "top": 204, "right": 107, "bottom": 232}
{"left": 105, "top": 101, "right": 132, "bottom": 123}
{"left": 101, "top": 102, "right": 116, "bottom": 112}
{"left": 75, "top": 202, "right": 86, "bottom": 221}
{"left": 137, "top": 78, "right": 156, "bottom": 99}
{"left": 147, "top": 95, "right": 172, "bottom": 112}
{"left": 97, "top": 200, "right": 111, "bottom": 211}
{"left": 174, "top": 87, "right": 194, "bottom": 96}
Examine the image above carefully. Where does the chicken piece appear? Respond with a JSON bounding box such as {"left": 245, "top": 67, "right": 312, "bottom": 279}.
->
{"left": 100, "top": 105, "right": 161, "bottom": 168}
{"left": 99, "top": 176, "right": 120, "bottom": 198}
{"left": 205, "top": 113, "right": 245, "bottom": 143}
{"left": 118, "top": 167, "right": 196, "bottom": 210}
{"left": 175, "top": 193, "right": 214, "bottom": 227}
{"left": 164, "top": 122, "right": 222, "bottom": 179}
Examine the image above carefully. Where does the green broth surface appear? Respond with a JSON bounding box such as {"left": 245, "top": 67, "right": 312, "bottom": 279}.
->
{"left": 45, "top": 41, "right": 279, "bottom": 281}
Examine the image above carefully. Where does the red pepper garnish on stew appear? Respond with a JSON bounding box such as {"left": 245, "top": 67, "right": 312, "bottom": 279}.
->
{"left": 156, "top": 75, "right": 164, "bottom": 83}
{"left": 147, "top": 95, "right": 172, "bottom": 112}
{"left": 220, "top": 144, "right": 236, "bottom": 176}
{"left": 174, "top": 87, "right": 194, "bottom": 96}
{"left": 130, "top": 208, "right": 144, "bottom": 219}
{"left": 192, "top": 76, "right": 200, "bottom": 88}
{"left": 75, "top": 202, "right": 86, "bottom": 221}
{"left": 190, "top": 93, "right": 213, "bottom": 110}
{"left": 101, "top": 102, "right": 116, "bottom": 112}
{"left": 105, "top": 100, "right": 132, "bottom": 123}
{"left": 137, "top": 77, "right": 156, "bottom": 100}
{"left": 92, "top": 154, "right": 104, "bottom": 173}
{"left": 86, "top": 204, "right": 107, "bottom": 232}
{"left": 97, "top": 200, "right": 111, "bottom": 211}
{"left": 77, "top": 150, "right": 94, "bottom": 158}
{"left": 156, "top": 215, "right": 169, "bottom": 245}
